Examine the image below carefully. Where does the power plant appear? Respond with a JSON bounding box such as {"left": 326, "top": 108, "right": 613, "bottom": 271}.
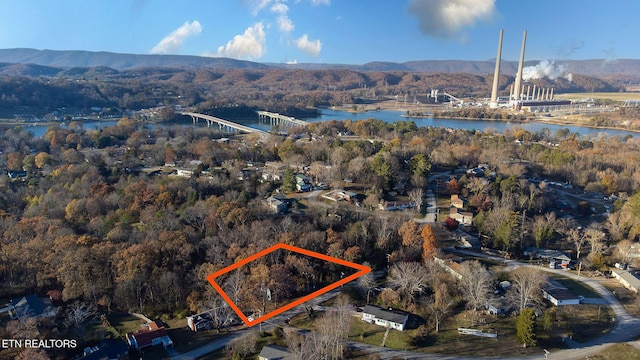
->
{"left": 489, "top": 30, "right": 569, "bottom": 110}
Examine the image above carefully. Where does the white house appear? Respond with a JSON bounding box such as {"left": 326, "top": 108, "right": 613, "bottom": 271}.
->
{"left": 542, "top": 287, "right": 581, "bottom": 306}
{"left": 449, "top": 207, "right": 473, "bottom": 226}
{"left": 362, "top": 304, "right": 410, "bottom": 331}
{"left": 611, "top": 269, "right": 640, "bottom": 293}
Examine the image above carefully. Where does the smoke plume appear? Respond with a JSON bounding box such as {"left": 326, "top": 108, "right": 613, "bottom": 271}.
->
{"left": 522, "top": 60, "right": 572, "bottom": 82}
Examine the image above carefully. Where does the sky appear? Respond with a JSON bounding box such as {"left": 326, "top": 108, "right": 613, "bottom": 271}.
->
{"left": 0, "top": 0, "right": 638, "bottom": 64}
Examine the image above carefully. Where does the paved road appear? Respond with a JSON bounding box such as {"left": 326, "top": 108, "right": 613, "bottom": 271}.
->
{"left": 170, "top": 288, "right": 343, "bottom": 359}
{"left": 423, "top": 189, "right": 436, "bottom": 223}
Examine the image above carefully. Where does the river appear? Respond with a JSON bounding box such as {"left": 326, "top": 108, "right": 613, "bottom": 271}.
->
{"left": 19, "top": 108, "right": 639, "bottom": 139}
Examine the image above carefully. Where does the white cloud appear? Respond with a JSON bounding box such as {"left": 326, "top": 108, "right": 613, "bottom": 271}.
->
{"left": 310, "top": 0, "right": 330, "bottom": 5}
{"left": 407, "top": 0, "right": 496, "bottom": 39}
{"left": 150, "top": 20, "right": 202, "bottom": 54}
{"left": 286, "top": 59, "right": 298, "bottom": 64}
{"left": 250, "top": 0, "right": 274, "bottom": 16}
{"left": 277, "top": 15, "right": 295, "bottom": 33}
{"left": 270, "top": 2, "right": 288, "bottom": 14}
{"left": 295, "top": 34, "right": 322, "bottom": 56}
{"left": 212, "top": 22, "right": 266, "bottom": 60}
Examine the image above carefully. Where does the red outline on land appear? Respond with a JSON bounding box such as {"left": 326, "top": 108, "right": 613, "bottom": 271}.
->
{"left": 206, "top": 243, "right": 371, "bottom": 327}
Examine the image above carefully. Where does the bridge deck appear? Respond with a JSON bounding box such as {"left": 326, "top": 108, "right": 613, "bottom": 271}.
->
{"left": 181, "top": 112, "right": 268, "bottom": 135}
{"left": 257, "top": 111, "right": 308, "bottom": 126}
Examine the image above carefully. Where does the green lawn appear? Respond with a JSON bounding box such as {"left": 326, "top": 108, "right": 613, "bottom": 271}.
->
{"left": 348, "top": 318, "right": 413, "bottom": 349}
{"left": 549, "top": 274, "right": 601, "bottom": 298}
{"left": 108, "top": 312, "right": 147, "bottom": 336}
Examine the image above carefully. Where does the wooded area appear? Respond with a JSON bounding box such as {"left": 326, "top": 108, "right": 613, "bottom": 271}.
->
{"left": 1, "top": 106, "right": 640, "bottom": 357}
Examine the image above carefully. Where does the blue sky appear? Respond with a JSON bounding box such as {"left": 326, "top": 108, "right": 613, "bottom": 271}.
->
{"left": 0, "top": 0, "right": 638, "bottom": 64}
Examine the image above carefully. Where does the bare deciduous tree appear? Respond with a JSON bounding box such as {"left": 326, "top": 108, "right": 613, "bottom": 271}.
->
{"left": 458, "top": 260, "right": 493, "bottom": 314}
{"left": 566, "top": 228, "right": 587, "bottom": 259}
{"left": 426, "top": 280, "right": 456, "bottom": 333}
{"left": 387, "top": 261, "right": 430, "bottom": 306}
{"left": 357, "top": 270, "right": 376, "bottom": 304}
{"left": 585, "top": 223, "right": 606, "bottom": 258}
{"left": 65, "top": 301, "right": 98, "bottom": 337}
{"left": 510, "top": 267, "right": 545, "bottom": 311}
{"left": 408, "top": 188, "right": 424, "bottom": 212}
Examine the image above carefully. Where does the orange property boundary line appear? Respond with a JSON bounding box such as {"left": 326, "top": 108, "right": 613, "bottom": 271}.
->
{"left": 206, "top": 243, "right": 371, "bottom": 327}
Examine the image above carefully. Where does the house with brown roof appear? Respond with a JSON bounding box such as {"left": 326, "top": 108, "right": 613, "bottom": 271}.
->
{"left": 126, "top": 321, "right": 173, "bottom": 351}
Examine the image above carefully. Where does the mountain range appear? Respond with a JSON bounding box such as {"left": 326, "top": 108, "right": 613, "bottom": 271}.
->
{"left": 0, "top": 48, "right": 639, "bottom": 78}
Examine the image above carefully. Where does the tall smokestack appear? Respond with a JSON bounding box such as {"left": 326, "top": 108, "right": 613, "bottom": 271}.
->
{"left": 513, "top": 30, "right": 527, "bottom": 103}
{"left": 490, "top": 29, "right": 504, "bottom": 107}
{"left": 532, "top": 85, "right": 537, "bottom": 101}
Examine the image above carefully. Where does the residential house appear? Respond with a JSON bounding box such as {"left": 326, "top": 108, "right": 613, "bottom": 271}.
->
{"left": 611, "top": 269, "right": 640, "bottom": 293}
{"left": 524, "top": 247, "right": 571, "bottom": 269}
{"left": 434, "top": 257, "right": 463, "bottom": 280}
{"left": 263, "top": 196, "right": 287, "bottom": 213}
{"left": 542, "top": 287, "right": 581, "bottom": 306}
{"left": 258, "top": 344, "right": 290, "bottom": 360}
{"left": 486, "top": 297, "right": 513, "bottom": 316}
{"left": 362, "top": 304, "right": 410, "bottom": 331}
{"left": 378, "top": 200, "right": 414, "bottom": 211}
{"left": 453, "top": 229, "right": 481, "bottom": 249}
{"left": 449, "top": 207, "right": 473, "bottom": 226}
{"left": 295, "top": 174, "right": 311, "bottom": 192}
{"left": 7, "top": 170, "right": 27, "bottom": 179}
{"left": 175, "top": 168, "right": 194, "bottom": 178}
{"left": 5, "top": 294, "right": 57, "bottom": 321}
{"left": 126, "top": 321, "right": 173, "bottom": 351}
{"left": 450, "top": 194, "right": 466, "bottom": 209}
{"left": 262, "top": 162, "right": 286, "bottom": 182}
{"left": 337, "top": 190, "right": 358, "bottom": 202}
{"left": 186, "top": 313, "right": 214, "bottom": 332}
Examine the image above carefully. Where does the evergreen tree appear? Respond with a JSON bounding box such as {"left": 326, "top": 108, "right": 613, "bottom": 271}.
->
{"left": 516, "top": 307, "right": 537, "bottom": 348}
{"left": 282, "top": 168, "right": 297, "bottom": 193}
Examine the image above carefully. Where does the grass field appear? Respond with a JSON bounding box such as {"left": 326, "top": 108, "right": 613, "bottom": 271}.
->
{"left": 588, "top": 343, "right": 640, "bottom": 360}
{"left": 108, "top": 312, "right": 147, "bottom": 336}
{"left": 550, "top": 274, "right": 601, "bottom": 298}
{"left": 601, "top": 278, "right": 640, "bottom": 316}
{"left": 555, "top": 92, "right": 640, "bottom": 101}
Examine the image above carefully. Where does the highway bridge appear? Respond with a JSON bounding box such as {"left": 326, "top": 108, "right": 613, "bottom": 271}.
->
{"left": 180, "top": 112, "right": 268, "bottom": 136}
{"left": 257, "top": 111, "right": 308, "bottom": 128}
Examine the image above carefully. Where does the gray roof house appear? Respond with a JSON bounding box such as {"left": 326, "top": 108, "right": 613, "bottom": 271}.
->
{"left": 611, "top": 269, "right": 640, "bottom": 293}
{"left": 258, "top": 344, "right": 290, "bottom": 360}
{"left": 542, "top": 287, "right": 581, "bottom": 306}
{"left": 362, "top": 304, "right": 410, "bottom": 331}
{"left": 7, "top": 294, "right": 57, "bottom": 320}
